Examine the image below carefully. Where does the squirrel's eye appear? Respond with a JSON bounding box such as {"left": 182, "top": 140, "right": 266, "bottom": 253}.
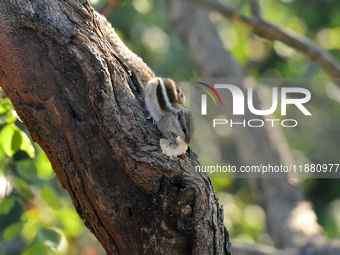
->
{"left": 182, "top": 127, "right": 186, "bottom": 133}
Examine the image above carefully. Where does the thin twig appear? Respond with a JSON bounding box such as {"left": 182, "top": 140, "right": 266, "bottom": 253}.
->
{"left": 249, "top": 0, "right": 262, "bottom": 18}
{"left": 184, "top": 0, "right": 340, "bottom": 78}
{"left": 97, "top": 0, "right": 126, "bottom": 16}
{"left": 231, "top": 241, "right": 292, "bottom": 255}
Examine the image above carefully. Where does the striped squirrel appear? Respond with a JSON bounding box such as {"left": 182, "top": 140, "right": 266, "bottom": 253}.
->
{"left": 144, "top": 77, "right": 192, "bottom": 146}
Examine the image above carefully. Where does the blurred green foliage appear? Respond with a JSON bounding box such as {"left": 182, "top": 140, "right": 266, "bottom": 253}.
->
{"left": 1, "top": 0, "right": 340, "bottom": 253}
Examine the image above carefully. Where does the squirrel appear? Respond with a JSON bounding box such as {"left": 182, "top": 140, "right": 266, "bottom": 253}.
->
{"left": 144, "top": 77, "right": 192, "bottom": 146}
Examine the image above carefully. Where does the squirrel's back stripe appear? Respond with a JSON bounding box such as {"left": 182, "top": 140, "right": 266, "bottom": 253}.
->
{"left": 157, "top": 78, "right": 168, "bottom": 111}
{"left": 165, "top": 79, "right": 185, "bottom": 106}
{"left": 155, "top": 77, "right": 186, "bottom": 112}
{"left": 159, "top": 78, "right": 177, "bottom": 111}
{"left": 164, "top": 79, "right": 178, "bottom": 106}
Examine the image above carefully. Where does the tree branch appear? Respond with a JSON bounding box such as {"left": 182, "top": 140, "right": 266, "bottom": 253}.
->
{"left": 183, "top": 0, "right": 340, "bottom": 79}
{"left": 97, "top": 0, "right": 126, "bottom": 16}
{"left": 231, "top": 241, "right": 291, "bottom": 255}
{"left": 249, "top": 0, "right": 262, "bottom": 18}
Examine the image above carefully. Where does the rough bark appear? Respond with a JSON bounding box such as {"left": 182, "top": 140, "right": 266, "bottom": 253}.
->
{"left": 0, "top": 0, "right": 231, "bottom": 254}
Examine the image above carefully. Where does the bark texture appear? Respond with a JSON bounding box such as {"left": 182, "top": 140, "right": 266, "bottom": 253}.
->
{"left": 0, "top": 0, "right": 231, "bottom": 254}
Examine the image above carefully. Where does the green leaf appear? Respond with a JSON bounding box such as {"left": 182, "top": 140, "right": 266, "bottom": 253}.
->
{"left": 0, "top": 104, "right": 7, "bottom": 115}
{"left": 13, "top": 177, "right": 32, "bottom": 200}
{"left": 18, "top": 129, "right": 35, "bottom": 158}
{"left": 41, "top": 185, "right": 61, "bottom": 209}
{"left": 36, "top": 153, "right": 53, "bottom": 180}
{"left": 3, "top": 222, "right": 23, "bottom": 242}
{"left": 22, "top": 239, "right": 48, "bottom": 255}
{"left": 58, "top": 208, "right": 82, "bottom": 237}
{"left": 36, "top": 228, "right": 62, "bottom": 251}
{"left": 0, "top": 124, "right": 35, "bottom": 158}
{"left": 0, "top": 147, "right": 4, "bottom": 173}
{"left": 11, "top": 130, "right": 22, "bottom": 152}
{"left": 16, "top": 160, "right": 37, "bottom": 181}
{"left": 0, "top": 196, "right": 16, "bottom": 215}
{"left": 0, "top": 124, "right": 16, "bottom": 157}
{"left": 0, "top": 100, "right": 16, "bottom": 124}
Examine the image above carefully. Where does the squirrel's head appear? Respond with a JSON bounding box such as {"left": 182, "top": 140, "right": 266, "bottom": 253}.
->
{"left": 176, "top": 108, "right": 193, "bottom": 144}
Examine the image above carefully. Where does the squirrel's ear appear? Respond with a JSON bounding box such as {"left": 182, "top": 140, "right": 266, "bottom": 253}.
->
{"left": 176, "top": 110, "right": 184, "bottom": 120}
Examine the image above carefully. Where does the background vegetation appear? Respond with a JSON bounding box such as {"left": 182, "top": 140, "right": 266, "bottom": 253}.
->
{"left": 1, "top": 0, "right": 340, "bottom": 254}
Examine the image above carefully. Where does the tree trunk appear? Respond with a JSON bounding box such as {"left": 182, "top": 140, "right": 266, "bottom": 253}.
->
{"left": 0, "top": 0, "right": 231, "bottom": 254}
